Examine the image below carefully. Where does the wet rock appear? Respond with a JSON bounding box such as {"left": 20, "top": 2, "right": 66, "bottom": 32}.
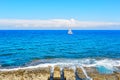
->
{"left": 91, "top": 74, "right": 106, "bottom": 80}
{"left": 86, "top": 67, "right": 119, "bottom": 80}
{"left": 85, "top": 67, "right": 98, "bottom": 78}
{"left": 105, "top": 74, "right": 119, "bottom": 80}
{"left": 114, "top": 72, "right": 120, "bottom": 80}
{"left": 0, "top": 66, "right": 120, "bottom": 80}
{"left": 85, "top": 67, "right": 106, "bottom": 80}
{"left": 76, "top": 67, "right": 86, "bottom": 79}
{"left": 93, "top": 77, "right": 105, "bottom": 80}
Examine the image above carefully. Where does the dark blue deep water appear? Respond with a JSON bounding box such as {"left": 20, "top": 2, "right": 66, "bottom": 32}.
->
{"left": 0, "top": 30, "right": 120, "bottom": 69}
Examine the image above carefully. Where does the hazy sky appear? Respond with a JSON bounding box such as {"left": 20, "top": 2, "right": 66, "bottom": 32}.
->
{"left": 0, "top": 0, "right": 120, "bottom": 30}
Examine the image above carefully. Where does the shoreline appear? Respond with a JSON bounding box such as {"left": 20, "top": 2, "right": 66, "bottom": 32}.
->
{"left": 1, "top": 58, "right": 120, "bottom": 71}
{"left": 0, "top": 59, "right": 120, "bottom": 80}
{"left": 0, "top": 66, "right": 120, "bottom": 80}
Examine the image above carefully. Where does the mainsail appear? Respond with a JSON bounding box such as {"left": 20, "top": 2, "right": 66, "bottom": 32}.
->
{"left": 68, "top": 29, "right": 73, "bottom": 34}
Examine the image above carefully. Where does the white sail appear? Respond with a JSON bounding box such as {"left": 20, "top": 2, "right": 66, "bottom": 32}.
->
{"left": 68, "top": 29, "right": 73, "bottom": 34}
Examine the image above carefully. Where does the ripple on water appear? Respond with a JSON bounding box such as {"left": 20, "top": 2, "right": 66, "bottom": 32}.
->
{"left": 0, "top": 53, "right": 13, "bottom": 57}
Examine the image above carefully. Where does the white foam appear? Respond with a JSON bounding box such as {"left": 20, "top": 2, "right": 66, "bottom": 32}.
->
{"left": 0, "top": 58, "right": 120, "bottom": 71}
{"left": 80, "top": 66, "right": 92, "bottom": 80}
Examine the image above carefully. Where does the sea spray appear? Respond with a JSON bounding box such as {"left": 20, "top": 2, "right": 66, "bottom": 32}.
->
{"left": 80, "top": 66, "right": 92, "bottom": 80}
{"left": 60, "top": 67, "right": 65, "bottom": 80}
{"left": 49, "top": 66, "right": 54, "bottom": 80}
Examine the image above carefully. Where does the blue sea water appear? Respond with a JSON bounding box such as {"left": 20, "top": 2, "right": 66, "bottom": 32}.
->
{"left": 0, "top": 30, "right": 120, "bottom": 71}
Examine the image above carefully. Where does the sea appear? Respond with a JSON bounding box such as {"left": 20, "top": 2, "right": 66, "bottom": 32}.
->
{"left": 0, "top": 30, "right": 120, "bottom": 73}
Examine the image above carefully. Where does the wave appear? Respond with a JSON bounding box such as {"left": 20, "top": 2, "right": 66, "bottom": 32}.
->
{"left": 0, "top": 58, "right": 120, "bottom": 72}
{"left": 0, "top": 53, "right": 13, "bottom": 57}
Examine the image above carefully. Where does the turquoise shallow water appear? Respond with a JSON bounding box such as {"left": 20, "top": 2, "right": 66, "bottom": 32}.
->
{"left": 0, "top": 30, "right": 120, "bottom": 70}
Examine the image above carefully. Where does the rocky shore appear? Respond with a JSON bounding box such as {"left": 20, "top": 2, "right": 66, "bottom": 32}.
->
{"left": 0, "top": 66, "right": 120, "bottom": 80}
{"left": 0, "top": 67, "right": 50, "bottom": 80}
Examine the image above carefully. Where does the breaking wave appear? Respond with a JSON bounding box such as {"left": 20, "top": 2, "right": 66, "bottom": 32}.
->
{"left": 0, "top": 58, "right": 120, "bottom": 73}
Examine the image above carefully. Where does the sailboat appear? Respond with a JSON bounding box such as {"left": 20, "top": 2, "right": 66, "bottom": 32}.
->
{"left": 68, "top": 28, "right": 73, "bottom": 35}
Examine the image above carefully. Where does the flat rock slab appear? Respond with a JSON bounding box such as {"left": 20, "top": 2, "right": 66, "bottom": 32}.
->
{"left": 92, "top": 74, "right": 106, "bottom": 80}
{"left": 115, "top": 72, "right": 120, "bottom": 80}
{"left": 105, "top": 74, "right": 119, "bottom": 80}
{"left": 93, "top": 74, "right": 119, "bottom": 80}
{"left": 0, "top": 66, "right": 120, "bottom": 80}
{"left": 64, "top": 68, "right": 75, "bottom": 80}
{"left": 0, "top": 67, "right": 50, "bottom": 80}
{"left": 85, "top": 67, "right": 120, "bottom": 80}
{"left": 53, "top": 66, "right": 61, "bottom": 80}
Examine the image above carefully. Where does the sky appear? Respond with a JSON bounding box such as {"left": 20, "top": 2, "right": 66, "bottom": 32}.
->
{"left": 0, "top": 0, "right": 120, "bottom": 30}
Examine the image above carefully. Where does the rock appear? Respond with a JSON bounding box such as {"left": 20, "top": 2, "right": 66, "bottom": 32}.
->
{"left": 53, "top": 66, "right": 61, "bottom": 80}
{"left": 114, "top": 72, "right": 120, "bottom": 80}
{"left": 64, "top": 68, "right": 75, "bottom": 80}
{"left": 76, "top": 67, "right": 86, "bottom": 79}
{"left": 85, "top": 67, "right": 106, "bottom": 80}
{"left": 0, "top": 67, "right": 50, "bottom": 80}
{"left": 93, "top": 77, "right": 105, "bottom": 80}
{"left": 92, "top": 74, "right": 106, "bottom": 80}
{"left": 0, "top": 66, "right": 120, "bottom": 80}
{"left": 105, "top": 74, "right": 119, "bottom": 80}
